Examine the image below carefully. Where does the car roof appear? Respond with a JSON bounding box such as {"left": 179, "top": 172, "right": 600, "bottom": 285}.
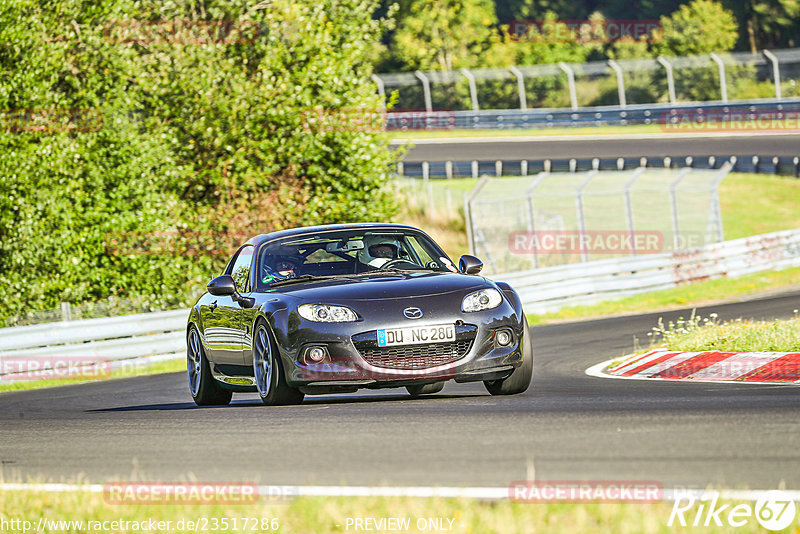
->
{"left": 244, "top": 223, "right": 424, "bottom": 247}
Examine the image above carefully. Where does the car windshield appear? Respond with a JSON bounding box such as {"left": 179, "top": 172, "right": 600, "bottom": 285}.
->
{"left": 256, "top": 228, "right": 456, "bottom": 288}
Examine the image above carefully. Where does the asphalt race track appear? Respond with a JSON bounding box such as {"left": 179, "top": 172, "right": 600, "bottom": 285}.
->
{"left": 2, "top": 290, "right": 799, "bottom": 490}
{"left": 398, "top": 133, "right": 800, "bottom": 162}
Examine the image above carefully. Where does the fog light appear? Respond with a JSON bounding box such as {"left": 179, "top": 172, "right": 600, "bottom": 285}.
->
{"left": 495, "top": 330, "right": 512, "bottom": 347}
{"left": 307, "top": 347, "right": 327, "bottom": 363}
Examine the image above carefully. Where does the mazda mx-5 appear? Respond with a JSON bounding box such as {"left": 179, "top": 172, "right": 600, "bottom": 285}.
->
{"left": 186, "top": 223, "right": 532, "bottom": 405}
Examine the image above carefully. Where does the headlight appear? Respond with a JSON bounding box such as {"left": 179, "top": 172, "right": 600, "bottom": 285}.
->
{"left": 298, "top": 304, "right": 358, "bottom": 322}
{"left": 461, "top": 288, "right": 503, "bottom": 312}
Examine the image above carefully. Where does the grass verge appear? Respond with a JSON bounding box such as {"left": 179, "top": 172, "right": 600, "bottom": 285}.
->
{"left": 648, "top": 310, "right": 800, "bottom": 352}
{"left": 0, "top": 489, "right": 776, "bottom": 534}
{"left": 720, "top": 173, "right": 800, "bottom": 239}
{"left": 0, "top": 358, "right": 184, "bottom": 394}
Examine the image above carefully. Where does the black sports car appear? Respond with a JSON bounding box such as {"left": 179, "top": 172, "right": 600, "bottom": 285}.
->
{"left": 186, "top": 223, "right": 532, "bottom": 406}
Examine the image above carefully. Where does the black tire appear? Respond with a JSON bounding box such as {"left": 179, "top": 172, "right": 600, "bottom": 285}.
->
{"left": 187, "top": 325, "right": 232, "bottom": 406}
{"left": 484, "top": 315, "right": 533, "bottom": 396}
{"left": 253, "top": 321, "right": 304, "bottom": 406}
{"left": 406, "top": 381, "right": 445, "bottom": 397}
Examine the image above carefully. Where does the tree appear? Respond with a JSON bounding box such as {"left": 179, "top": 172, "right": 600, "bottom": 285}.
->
{"left": 592, "top": 0, "right": 683, "bottom": 21}
{"left": 654, "top": 0, "right": 739, "bottom": 56}
{"left": 391, "top": 0, "right": 510, "bottom": 71}
{"left": 502, "top": 0, "right": 593, "bottom": 22}
{"left": 724, "top": 0, "right": 800, "bottom": 51}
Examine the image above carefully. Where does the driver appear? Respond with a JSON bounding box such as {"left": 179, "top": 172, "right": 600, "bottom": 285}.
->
{"left": 262, "top": 255, "right": 301, "bottom": 283}
{"left": 358, "top": 236, "right": 402, "bottom": 268}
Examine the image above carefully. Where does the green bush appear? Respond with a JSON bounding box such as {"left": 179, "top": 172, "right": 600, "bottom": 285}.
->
{"left": 0, "top": 0, "right": 398, "bottom": 327}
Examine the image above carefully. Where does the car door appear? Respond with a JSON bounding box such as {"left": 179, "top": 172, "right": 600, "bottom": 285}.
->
{"left": 200, "top": 245, "right": 254, "bottom": 366}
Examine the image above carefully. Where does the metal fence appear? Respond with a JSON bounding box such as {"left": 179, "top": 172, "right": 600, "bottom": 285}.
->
{"left": 464, "top": 165, "right": 731, "bottom": 275}
{"left": 375, "top": 48, "right": 800, "bottom": 113}
{"left": 496, "top": 228, "right": 800, "bottom": 313}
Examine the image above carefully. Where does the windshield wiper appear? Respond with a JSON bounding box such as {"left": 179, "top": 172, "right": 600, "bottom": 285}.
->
{"left": 269, "top": 274, "right": 340, "bottom": 287}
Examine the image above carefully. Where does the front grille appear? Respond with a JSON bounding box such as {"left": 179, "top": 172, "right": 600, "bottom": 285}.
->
{"left": 359, "top": 340, "right": 473, "bottom": 370}
{"left": 352, "top": 325, "right": 477, "bottom": 370}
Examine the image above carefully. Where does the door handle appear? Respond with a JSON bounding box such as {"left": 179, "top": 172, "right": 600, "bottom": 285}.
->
{"left": 209, "top": 300, "right": 218, "bottom": 312}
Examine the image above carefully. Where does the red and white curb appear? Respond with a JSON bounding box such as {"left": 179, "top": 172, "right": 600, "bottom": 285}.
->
{"left": 587, "top": 348, "right": 800, "bottom": 385}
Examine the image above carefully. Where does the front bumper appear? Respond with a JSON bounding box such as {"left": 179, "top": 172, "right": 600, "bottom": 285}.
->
{"left": 280, "top": 301, "right": 525, "bottom": 388}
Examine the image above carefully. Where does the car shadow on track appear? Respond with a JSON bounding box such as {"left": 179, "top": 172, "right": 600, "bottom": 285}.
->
{"left": 87, "top": 393, "right": 485, "bottom": 412}
{"left": 283, "top": 393, "right": 485, "bottom": 406}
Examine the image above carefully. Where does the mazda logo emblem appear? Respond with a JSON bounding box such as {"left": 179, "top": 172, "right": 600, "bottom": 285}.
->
{"left": 403, "top": 307, "right": 423, "bottom": 319}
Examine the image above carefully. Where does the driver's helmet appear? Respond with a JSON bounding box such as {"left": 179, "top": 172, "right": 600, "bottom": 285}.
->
{"left": 262, "top": 253, "right": 303, "bottom": 283}
{"left": 358, "top": 235, "right": 402, "bottom": 268}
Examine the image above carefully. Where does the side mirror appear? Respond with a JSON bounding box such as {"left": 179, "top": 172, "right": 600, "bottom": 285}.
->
{"left": 207, "top": 274, "right": 236, "bottom": 296}
{"left": 459, "top": 254, "right": 483, "bottom": 275}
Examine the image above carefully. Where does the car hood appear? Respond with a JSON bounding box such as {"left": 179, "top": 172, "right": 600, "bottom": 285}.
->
{"left": 271, "top": 271, "right": 488, "bottom": 301}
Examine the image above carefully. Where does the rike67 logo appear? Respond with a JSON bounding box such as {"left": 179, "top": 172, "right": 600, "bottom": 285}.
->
{"left": 668, "top": 490, "right": 797, "bottom": 531}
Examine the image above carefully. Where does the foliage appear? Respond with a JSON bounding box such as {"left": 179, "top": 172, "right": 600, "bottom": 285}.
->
{"left": 382, "top": 0, "right": 800, "bottom": 76}
{"left": 649, "top": 311, "right": 800, "bottom": 352}
{"left": 0, "top": 0, "right": 399, "bottom": 327}
{"left": 506, "top": 11, "right": 594, "bottom": 66}
{"left": 654, "top": 0, "right": 739, "bottom": 56}
{"left": 724, "top": 0, "right": 800, "bottom": 51}
{"left": 390, "top": 0, "right": 511, "bottom": 71}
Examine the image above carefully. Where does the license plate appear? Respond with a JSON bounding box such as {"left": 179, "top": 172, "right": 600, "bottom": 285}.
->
{"left": 377, "top": 324, "right": 456, "bottom": 347}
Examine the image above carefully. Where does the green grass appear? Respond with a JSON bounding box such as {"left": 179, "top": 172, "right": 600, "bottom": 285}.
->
{"left": 648, "top": 311, "right": 800, "bottom": 352}
{"left": 720, "top": 173, "right": 800, "bottom": 239}
{"left": 0, "top": 358, "right": 184, "bottom": 393}
{"left": 0, "top": 489, "right": 777, "bottom": 533}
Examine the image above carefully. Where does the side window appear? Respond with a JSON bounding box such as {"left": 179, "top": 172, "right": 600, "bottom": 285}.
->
{"left": 228, "top": 245, "right": 254, "bottom": 293}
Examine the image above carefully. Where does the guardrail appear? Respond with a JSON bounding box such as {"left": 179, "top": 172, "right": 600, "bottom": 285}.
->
{"left": 495, "top": 228, "right": 800, "bottom": 313}
{"left": 397, "top": 154, "right": 800, "bottom": 178}
{"left": 0, "top": 309, "right": 187, "bottom": 382}
{"left": 386, "top": 98, "right": 800, "bottom": 130}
